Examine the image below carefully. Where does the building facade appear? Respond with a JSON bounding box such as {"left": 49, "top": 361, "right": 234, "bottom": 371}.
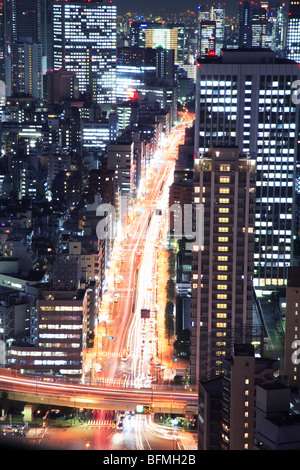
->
{"left": 286, "top": 1, "right": 300, "bottom": 63}
{"left": 53, "top": 0, "right": 117, "bottom": 105}
{"left": 190, "top": 147, "right": 256, "bottom": 384}
{"left": 194, "top": 48, "right": 300, "bottom": 289}
{"left": 285, "top": 266, "right": 300, "bottom": 387}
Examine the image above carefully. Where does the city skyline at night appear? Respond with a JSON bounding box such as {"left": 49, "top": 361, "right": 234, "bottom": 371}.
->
{"left": 0, "top": 0, "right": 300, "bottom": 455}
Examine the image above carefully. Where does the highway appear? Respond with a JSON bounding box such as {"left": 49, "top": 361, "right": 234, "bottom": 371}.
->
{"left": 0, "top": 367, "right": 197, "bottom": 414}
{"left": 85, "top": 110, "right": 195, "bottom": 392}
{"left": 0, "top": 112, "right": 197, "bottom": 420}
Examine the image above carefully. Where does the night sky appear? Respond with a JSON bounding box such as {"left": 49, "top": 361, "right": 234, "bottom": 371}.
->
{"left": 115, "top": 0, "right": 239, "bottom": 16}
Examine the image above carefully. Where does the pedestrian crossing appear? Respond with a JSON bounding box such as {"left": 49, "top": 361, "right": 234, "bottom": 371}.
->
{"left": 98, "top": 351, "right": 123, "bottom": 357}
{"left": 87, "top": 420, "right": 114, "bottom": 427}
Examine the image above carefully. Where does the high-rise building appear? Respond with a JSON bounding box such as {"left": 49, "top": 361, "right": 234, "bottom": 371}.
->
{"left": 285, "top": 266, "right": 300, "bottom": 387}
{"left": 271, "top": 2, "right": 288, "bottom": 54}
{"left": 238, "top": 1, "right": 253, "bottom": 48}
{"left": 4, "top": 0, "right": 43, "bottom": 47}
{"left": 252, "top": 3, "right": 267, "bottom": 48}
{"left": 144, "top": 26, "right": 178, "bottom": 63}
{"left": 130, "top": 22, "right": 185, "bottom": 64}
{"left": 198, "top": 344, "right": 280, "bottom": 450}
{"left": 197, "top": 3, "right": 225, "bottom": 57}
{"left": 3, "top": 0, "right": 47, "bottom": 97}
{"left": 45, "top": 69, "right": 79, "bottom": 105}
{"left": 7, "top": 41, "right": 43, "bottom": 99}
{"left": 194, "top": 49, "right": 300, "bottom": 290}
{"left": 0, "top": 2, "right": 4, "bottom": 82}
{"left": 286, "top": 0, "right": 300, "bottom": 63}
{"left": 238, "top": 1, "right": 268, "bottom": 49}
{"left": 198, "top": 20, "right": 216, "bottom": 58}
{"left": 210, "top": 3, "right": 226, "bottom": 55}
{"left": 116, "top": 47, "right": 156, "bottom": 104}
{"left": 191, "top": 147, "right": 256, "bottom": 384}
{"left": 53, "top": 0, "right": 117, "bottom": 105}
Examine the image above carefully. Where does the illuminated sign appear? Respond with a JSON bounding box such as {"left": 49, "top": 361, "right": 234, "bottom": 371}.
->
{"left": 135, "top": 405, "right": 150, "bottom": 414}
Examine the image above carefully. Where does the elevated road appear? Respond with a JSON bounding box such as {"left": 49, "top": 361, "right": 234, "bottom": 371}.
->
{"left": 0, "top": 368, "right": 197, "bottom": 414}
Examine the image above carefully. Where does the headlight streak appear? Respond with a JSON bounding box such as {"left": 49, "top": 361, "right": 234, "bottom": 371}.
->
{"left": 0, "top": 112, "right": 197, "bottom": 413}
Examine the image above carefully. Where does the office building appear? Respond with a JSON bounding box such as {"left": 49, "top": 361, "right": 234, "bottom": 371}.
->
{"left": 286, "top": 1, "right": 300, "bottom": 63}
{"left": 107, "top": 141, "right": 135, "bottom": 197}
{"left": 45, "top": 69, "right": 79, "bottom": 104}
{"left": 0, "top": 2, "right": 4, "bottom": 82}
{"left": 285, "top": 266, "right": 300, "bottom": 387}
{"left": 3, "top": 0, "right": 48, "bottom": 92}
{"left": 238, "top": 1, "right": 253, "bottom": 48}
{"left": 82, "top": 115, "right": 118, "bottom": 152}
{"left": 198, "top": 20, "right": 216, "bottom": 58}
{"left": 272, "top": 2, "right": 288, "bottom": 54}
{"left": 194, "top": 48, "right": 300, "bottom": 289}
{"left": 238, "top": 1, "right": 268, "bottom": 49}
{"left": 252, "top": 3, "right": 267, "bottom": 48}
{"left": 7, "top": 288, "right": 86, "bottom": 378}
{"left": 210, "top": 3, "right": 226, "bottom": 56}
{"left": 7, "top": 41, "right": 43, "bottom": 99}
{"left": 191, "top": 147, "right": 256, "bottom": 384}
{"left": 130, "top": 22, "right": 185, "bottom": 64}
{"left": 53, "top": 0, "right": 117, "bottom": 105}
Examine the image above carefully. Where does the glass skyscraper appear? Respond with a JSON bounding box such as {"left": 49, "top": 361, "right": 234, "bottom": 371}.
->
{"left": 194, "top": 49, "right": 300, "bottom": 290}
{"left": 53, "top": 0, "right": 117, "bottom": 105}
{"left": 286, "top": 1, "right": 300, "bottom": 63}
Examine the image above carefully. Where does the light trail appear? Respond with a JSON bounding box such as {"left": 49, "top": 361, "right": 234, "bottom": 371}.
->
{"left": 1, "top": 112, "right": 196, "bottom": 416}
{"left": 92, "top": 112, "right": 195, "bottom": 391}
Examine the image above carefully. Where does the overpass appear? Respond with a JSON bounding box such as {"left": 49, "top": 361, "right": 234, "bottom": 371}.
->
{"left": 0, "top": 368, "right": 198, "bottom": 415}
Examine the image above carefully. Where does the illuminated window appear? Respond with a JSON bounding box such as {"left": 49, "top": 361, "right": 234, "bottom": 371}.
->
{"left": 218, "top": 266, "right": 228, "bottom": 271}
{"left": 217, "top": 313, "right": 227, "bottom": 318}
{"left": 219, "top": 198, "right": 230, "bottom": 204}
{"left": 216, "top": 322, "right": 226, "bottom": 328}
{"left": 219, "top": 177, "right": 230, "bottom": 183}
{"left": 219, "top": 217, "right": 229, "bottom": 223}
{"left": 219, "top": 188, "right": 230, "bottom": 194}
{"left": 218, "top": 246, "right": 228, "bottom": 252}
{"left": 218, "top": 227, "right": 229, "bottom": 232}
{"left": 219, "top": 208, "right": 229, "bottom": 213}
{"left": 218, "top": 256, "right": 228, "bottom": 261}
{"left": 220, "top": 165, "right": 230, "bottom": 171}
{"left": 217, "top": 303, "right": 227, "bottom": 309}
{"left": 218, "top": 237, "right": 228, "bottom": 242}
{"left": 217, "top": 275, "right": 228, "bottom": 280}
{"left": 217, "top": 294, "right": 227, "bottom": 299}
{"left": 217, "top": 285, "right": 228, "bottom": 290}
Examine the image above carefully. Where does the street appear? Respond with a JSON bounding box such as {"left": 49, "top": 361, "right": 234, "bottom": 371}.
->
{"left": 21, "top": 414, "right": 197, "bottom": 451}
